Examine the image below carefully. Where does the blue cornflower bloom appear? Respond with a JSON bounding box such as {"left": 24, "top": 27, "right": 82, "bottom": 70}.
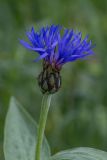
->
{"left": 20, "top": 25, "right": 94, "bottom": 70}
{"left": 20, "top": 25, "right": 95, "bottom": 94}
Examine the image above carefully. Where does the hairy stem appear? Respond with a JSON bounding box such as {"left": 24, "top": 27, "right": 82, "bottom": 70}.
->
{"left": 35, "top": 94, "right": 52, "bottom": 160}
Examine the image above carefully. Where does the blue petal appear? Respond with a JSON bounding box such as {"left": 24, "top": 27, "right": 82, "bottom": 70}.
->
{"left": 33, "top": 52, "right": 48, "bottom": 62}
{"left": 20, "top": 40, "right": 34, "bottom": 50}
{"left": 20, "top": 40, "right": 45, "bottom": 53}
{"left": 20, "top": 25, "right": 95, "bottom": 65}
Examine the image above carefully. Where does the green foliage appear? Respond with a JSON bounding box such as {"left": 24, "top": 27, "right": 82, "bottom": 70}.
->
{"left": 4, "top": 97, "right": 107, "bottom": 160}
{"left": 51, "top": 148, "right": 107, "bottom": 160}
{"left": 1, "top": 0, "right": 107, "bottom": 159}
{"left": 4, "top": 97, "right": 50, "bottom": 160}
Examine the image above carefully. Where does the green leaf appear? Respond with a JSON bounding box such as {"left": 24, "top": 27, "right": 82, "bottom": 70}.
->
{"left": 51, "top": 147, "right": 107, "bottom": 160}
{"left": 4, "top": 96, "right": 51, "bottom": 160}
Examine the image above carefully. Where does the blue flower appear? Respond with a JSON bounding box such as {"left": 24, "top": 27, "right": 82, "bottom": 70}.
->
{"left": 20, "top": 25, "right": 95, "bottom": 94}
{"left": 20, "top": 25, "right": 95, "bottom": 70}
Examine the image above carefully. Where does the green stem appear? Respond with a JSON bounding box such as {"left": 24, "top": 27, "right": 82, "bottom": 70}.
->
{"left": 35, "top": 94, "right": 52, "bottom": 160}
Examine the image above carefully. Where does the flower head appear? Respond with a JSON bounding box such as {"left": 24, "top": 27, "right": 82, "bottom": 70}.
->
{"left": 20, "top": 25, "right": 95, "bottom": 94}
{"left": 20, "top": 25, "right": 94, "bottom": 69}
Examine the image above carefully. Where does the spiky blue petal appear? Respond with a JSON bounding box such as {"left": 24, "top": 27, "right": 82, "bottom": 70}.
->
{"left": 20, "top": 25, "right": 95, "bottom": 68}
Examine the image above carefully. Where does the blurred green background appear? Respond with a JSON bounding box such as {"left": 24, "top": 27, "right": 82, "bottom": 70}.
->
{"left": 1, "top": 0, "right": 107, "bottom": 159}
